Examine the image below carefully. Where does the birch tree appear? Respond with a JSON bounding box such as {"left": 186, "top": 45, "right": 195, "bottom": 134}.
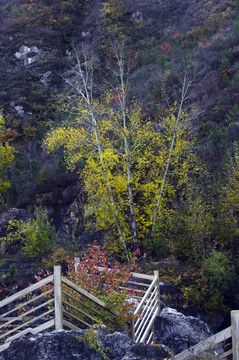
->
{"left": 45, "top": 47, "right": 131, "bottom": 261}
{"left": 110, "top": 43, "right": 138, "bottom": 248}
{"left": 151, "top": 64, "right": 196, "bottom": 240}
{"left": 0, "top": 113, "right": 14, "bottom": 203}
{"left": 45, "top": 45, "right": 197, "bottom": 258}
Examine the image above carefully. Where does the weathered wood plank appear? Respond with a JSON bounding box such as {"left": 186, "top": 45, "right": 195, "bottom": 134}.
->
{"left": 173, "top": 326, "right": 232, "bottom": 360}
{"left": 231, "top": 310, "right": 239, "bottom": 360}
{"left": 129, "top": 318, "right": 135, "bottom": 342}
{"left": 135, "top": 300, "right": 158, "bottom": 341}
{"left": 96, "top": 266, "right": 154, "bottom": 280}
{"left": 135, "top": 288, "right": 157, "bottom": 329}
{"left": 0, "top": 298, "right": 54, "bottom": 331}
{"left": 154, "top": 270, "right": 160, "bottom": 314}
{"left": 134, "top": 275, "right": 158, "bottom": 315}
{"left": 0, "top": 275, "right": 53, "bottom": 309}
{"left": 0, "top": 288, "right": 53, "bottom": 319}
{"left": 62, "top": 300, "right": 98, "bottom": 323}
{"left": 3, "top": 319, "right": 55, "bottom": 348}
{"left": 62, "top": 290, "right": 105, "bottom": 319}
{"left": 0, "top": 309, "right": 54, "bottom": 340}
{"left": 54, "top": 266, "right": 63, "bottom": 330}
{"left": 130, "top": 272, "right": 154, "bottom": 281}
{"left": 30, "top": 319, "right": 55, "bottom": 334}
{"left": 62, "top": 276, "right": 120, "bottom": 317}
{"left": 0, "top": 342, "right": 10, "bottom": 352}
{"left": 146, "top": 330, "right": 154, "bottom": 344}
{"left": 63, "top": 319, "right": 80, "bottom": 330}
{"left": 125, "top": 281, "right": 150, "bottom": 288}
{"left": 62, "top": 309, "right": 90, "bottom": 328}
{"left": 221, "top": 349, "right": 232, "bottom": 358}
{"left": 140, "top": 308, "right": 158, "bottom": 343}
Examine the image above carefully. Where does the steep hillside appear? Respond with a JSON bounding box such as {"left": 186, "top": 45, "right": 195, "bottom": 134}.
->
{"left": 1, "top": 0, "right": 239, "bottom": 315}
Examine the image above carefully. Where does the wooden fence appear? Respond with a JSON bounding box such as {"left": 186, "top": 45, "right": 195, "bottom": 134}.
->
{"left": 172, "top": 310, "right": 239, "bottom": 360}
{"left": 1, "top": 265, "right": 239, "bottom": 359}
{"left": 75, "top": 260, "right": 160, "bottom": 343}
{"left": 0, "top": 274, "right": 55, "bottom": 352}
{"left": 131, "top": 270, "right": 160, "bottom": 344}
{"left": 0, "top": 266, "right": 160, "bottom": 352}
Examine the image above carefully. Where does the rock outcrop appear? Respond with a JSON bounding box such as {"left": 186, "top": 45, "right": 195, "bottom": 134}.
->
{"left": 155, "top": 307, "right": 212, "bottom": 354}
{"left": 0, "top": 327, "right": 172, "bottom": 360}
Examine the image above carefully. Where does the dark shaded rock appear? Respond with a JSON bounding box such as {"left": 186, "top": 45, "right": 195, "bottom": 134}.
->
{"left": 101, "top": 332, "right": 135, "bottom": 359}
{"left": 0, "top": 327, "right": 172, "bottom": 360}
{"left": 59, "top": 191, "right": 86, "bottom": 242}
{"left": 231, "top": 45, "right": 239, "bottom": 62}
{"left": 0, "top": 208, "right": 32, "bottom": 237}
{"left": 160, "top": 282, "right": 183, "bottom": 304}
{"left": 154, "top": 307, "right": 211, "bottom": 355}
{"left": 122, "top": 343, "right": 172, "bottom": 360}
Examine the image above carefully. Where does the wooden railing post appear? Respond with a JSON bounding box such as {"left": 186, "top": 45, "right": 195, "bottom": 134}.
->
{"left": 54, "top": 266, "right": 63, "bottom": 330}
{"left": 231, "top": 310, "right": 239, "bottom": 360}
{"left": 152, "top": 323, "right": 155, "bottom": 344}
{"left": 154, "top": 270, "right": 160, "bottom": 315}
{"left": 74, "top": 257, "right": 80, "bottom": 273}
{"left": 130, "top": 318, "right": 135, "bottom": 341}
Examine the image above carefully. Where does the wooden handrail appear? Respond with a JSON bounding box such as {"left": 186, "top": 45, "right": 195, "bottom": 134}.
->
{"left": 135, "top": 288, "right": 158, "bottom": 334}
{"left": 173, "top": 326, "right": 232, "bottom": 360}
{"left": 0, "top": 265, "right": 160, "bottom": 353}
{"left": 0, "top": 319, "right": 55, "bottom": 352}
{"left": 62, "top": 290, "right": 105, "bottom": 318}
{"left": 87, "top": 265, "right": 154, "bottom": 281}
{"left": 62, "top": 276, "right": 120, "bottom": 317}
{"left": 0, "top": 288, "right": 53, "bottom": 319}
{"left": 62, "top": 319, "right": 80, "bottom": 330}
{"left": 0, "top": 298, "right": 54, "bottom": 331}
{"left": 131, "top": 270, "right": 159, "bottom": 344}
{"left": 0, "top": 309, "right": 54, "bottom": 340}
{"left": 0, "top": 275, "right": 53, "bottom": 309}
{"left": 135, "top": 299, "right": 158, "bottom": 342}
{"left": 134, "top": 275, "right": 158, "bottom": 315}
{"left": 140, "top": 307, "right": 158, "bottom": 343}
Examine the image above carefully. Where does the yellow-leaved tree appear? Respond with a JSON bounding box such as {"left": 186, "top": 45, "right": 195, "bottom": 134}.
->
{"left": 44, "top": 45, "right": 196, "bottom": 260}
{"left": 218, "top": 144, "right": 239, "bottom": 251}
{"left": 0, "top": 113, "right": 14, "bottom": 203}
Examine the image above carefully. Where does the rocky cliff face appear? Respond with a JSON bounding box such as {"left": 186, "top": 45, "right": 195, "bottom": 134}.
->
{"left": 0, "top": 327, "right": 172, "bottom": 360}
{"left": 1, "top": 0, "right": 239, "bottom": 323}
{"left": 0, "top": 0, "right": 237, "bottom": 215}
{"left": 0, "top": 309, "right": 214, "bottom": 360}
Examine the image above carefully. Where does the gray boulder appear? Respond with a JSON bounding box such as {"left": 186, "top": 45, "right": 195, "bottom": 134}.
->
{"left": 0, "top": 327, "right": 172, "bottom": 360}
{"left": 155, "top": 307, "right": 212, "bottom": 354}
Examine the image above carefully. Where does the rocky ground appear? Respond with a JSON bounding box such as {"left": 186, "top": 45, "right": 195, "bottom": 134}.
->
{"left": 0, "top": 307, "right": 215, "bottom": 360}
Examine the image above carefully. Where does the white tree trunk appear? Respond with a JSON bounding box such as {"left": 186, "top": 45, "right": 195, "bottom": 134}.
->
{"left": 151, "top": 73, "right": 191, "bottom": 240}
{"left": 116, "top": 47, "right": 138, "bottom": 249}
{"left": 66, "top": 47, "right": 130, "bottom": 262}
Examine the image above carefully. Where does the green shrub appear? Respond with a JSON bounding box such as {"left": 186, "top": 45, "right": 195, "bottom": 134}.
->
{"left": 76, "top": 326, "right": 110, "bottom": 360}
{"left": 5, "top": 208, "right": 56, "bottom": 258}
{"left": 43, "top": 247, "right": 69, "bottom": 273}
{"left": 142, "top": 49, "right": 154, "bottom": 66}
{"left": 203, "top": 251, "right": 236, "bottom": 311}
{"left": 0, "top": 263, "right": 17, "bottom": 287}
{"left": 221, "top": 72, "right": 230, "bottom": 88}
{"left": 219, "top": 55, "right": 230, "bottom": 72}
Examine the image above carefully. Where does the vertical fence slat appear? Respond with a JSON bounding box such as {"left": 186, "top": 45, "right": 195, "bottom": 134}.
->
{"left": 74, "top": 257, "right": 80, "bottom": 273}
{"left": 231, "top": 310, "right": 239, "bottom": 360}
{"left": 154, "top": 270, "right": 160, "bottom": 315}
{"left": 130, "top": 318, "right": 135, "bottom": 341}
{"left": 152, "top": 323, "right": 155, "bottom": 344}
{"left": 54, "top": 266, "right": 63, "bottom": 330}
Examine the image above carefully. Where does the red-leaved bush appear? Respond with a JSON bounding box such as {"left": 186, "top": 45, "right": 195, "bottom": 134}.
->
{"left": 66, "top": 242, "right": 141, "bottom": 326}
